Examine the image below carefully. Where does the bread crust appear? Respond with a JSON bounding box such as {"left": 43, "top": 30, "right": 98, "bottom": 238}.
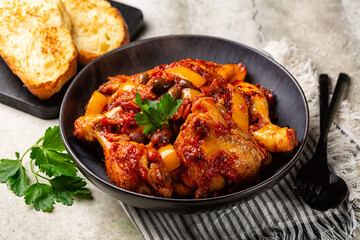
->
{"left": 63, "top": 0, "right": 130, "bottom": 65}
{"left": 77, "top": 13, "right": 129, "bottom": 65}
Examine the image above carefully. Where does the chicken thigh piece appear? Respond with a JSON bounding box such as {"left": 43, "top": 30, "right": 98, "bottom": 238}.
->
{"left": 73, "top": 114, "right": 173, "bottom": 198}
{"left": 173, "top": 97, "right": 266, "bottom": 198}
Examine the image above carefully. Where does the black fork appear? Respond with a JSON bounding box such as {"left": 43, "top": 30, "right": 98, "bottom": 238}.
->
{"left": 293, "top": 73, "right": 349, "bottom": 202}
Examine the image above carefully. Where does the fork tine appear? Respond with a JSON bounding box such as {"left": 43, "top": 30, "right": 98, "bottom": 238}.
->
{"left": 306, "top": 182, "right": 315, "bottom": 193}
{"left": 304, "top": 183, "right": 323, "bottom": 202}
{"left": 301, "top": 183, "right": 311, "bottom": 199}
{"left": 304, "top": 183, "right": 316, "bottom": 201}
{"left": 313, "top": 184, "right": 322, "bottom": 197}
{"left": 294, "top": 178, "right": 306, "bottom": 193}
{"left": 293, "top": 178, "right": 302, "bottom": 188}
{"left": 299, "top": 181, "right": 309, "bottom": 196}
{"left": 305, "top": 191, "right": 317, "bottom": 202}
{"left": 293, "top": 181, "right": 302, "bottom": 196}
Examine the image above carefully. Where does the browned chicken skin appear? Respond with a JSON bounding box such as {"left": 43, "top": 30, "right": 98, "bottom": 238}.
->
{"left": 73, "top": 114, "right": 173, "bottom": 198}
{"left": 173, "top": 97, "right": 266, "bottom": 198}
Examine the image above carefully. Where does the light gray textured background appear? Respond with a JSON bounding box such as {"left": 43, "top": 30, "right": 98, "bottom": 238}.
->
{"left": 0, "top": 0, "right": 359, "bottom": 239}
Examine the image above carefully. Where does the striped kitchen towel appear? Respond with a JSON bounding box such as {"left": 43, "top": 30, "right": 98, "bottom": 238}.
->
{"left": 121, "top": 39, "right": 360, "bottom": 239}
{"left": 120, "top": 132, "right": 357, "bottom": 239}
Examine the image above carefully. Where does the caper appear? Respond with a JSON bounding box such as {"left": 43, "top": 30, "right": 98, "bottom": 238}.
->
{"left": 179, "top": 79, "right": 194, "bottom": 89}
{"left": 151, "top": 78, "right": 172, "bottom": 95}
{"left": 168, "top": 87, "right": 181, "bottom": 100}
{"left": 138, "top": 72, "right": 149, "bottom": 85}
{"left": 129, "top": 131, "right": 149, "bottom": 144}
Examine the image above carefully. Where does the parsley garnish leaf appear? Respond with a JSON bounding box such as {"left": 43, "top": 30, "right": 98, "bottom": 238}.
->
{"left": 42, "top": 126, "right": 66, "bottom": 152}
{"left": 6, "top": 166, "right": 28, "bottom": 196}
{"left": 0, "top": 126, "right": 91, "bottom": 212}
{"left": 0, "top": 159, "right": 21, "bottom": 182}
{"left": 134, "top": 92, "right": 182, "bottom": 135}
{"left": 50, "top": 176, "right": 90, "bottom": 206}
{"left": 143, "top": 125, "right": 158, "bottom": 136}
{"left": 24, "top": 183, "right": 55, "bottom": 212}
{"left": 160, "top": 92, "right": 183, "bottom": 118}
{"left": 31, "top": 146, "right": 77, "bottom": 177}
{"left": 144, "top": 98, "right": 159, "bottom": 110}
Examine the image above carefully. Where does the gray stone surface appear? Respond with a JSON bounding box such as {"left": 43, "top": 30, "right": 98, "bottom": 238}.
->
{"left": 0, "top": 0, "right": 358, "bottom": 239}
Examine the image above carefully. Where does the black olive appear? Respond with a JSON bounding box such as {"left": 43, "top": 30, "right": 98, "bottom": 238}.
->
{"left": 179, "top": 79, "right": 194, "bottom": 89}
{"left": 138, "top": 72, "right": 149, "bottom": 84}
{"left": 150, "top": 129, "right": 172, "bottom": 149}
{"left": 168, "top": 87, "right": 181, "bottom": 100}
{"left": 129, "top": 131, "right": 149, "bottom": 144}
{"left": 151, "top": 78, "right": 172, "bottom": 95}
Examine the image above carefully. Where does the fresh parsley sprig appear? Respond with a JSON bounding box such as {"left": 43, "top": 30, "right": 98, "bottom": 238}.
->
{"left": 0, "top": 126, "right": 91, "bottom": 212}
{"left": 134, "top": 92, "right": 182, "bottom": 135}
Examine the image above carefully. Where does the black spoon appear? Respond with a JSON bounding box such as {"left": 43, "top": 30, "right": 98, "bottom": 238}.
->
{"left": 303, "top": 73, "right": 349, "bottom": 211}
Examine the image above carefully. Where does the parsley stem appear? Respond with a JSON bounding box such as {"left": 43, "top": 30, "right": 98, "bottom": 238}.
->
{"left": 36, "top": 173, "right": 51, "bottom": 181}
{"left": 19, "top": 146, "right": 33, "bottom": 164}
{"left": 29, "top": 159, "right": 51, "bottom": 182}
{"left": 36, "top": 137, "right": 44, "bottom": 145}
{"left": 164, "top": 119, "right": 169, "bottom": 128}
{"left": 30, "top": 158, "right": 39, "bottom": 183}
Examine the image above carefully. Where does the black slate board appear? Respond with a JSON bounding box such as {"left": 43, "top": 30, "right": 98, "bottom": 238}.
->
{"left": 0, "top": 1, "right": 144, "bottom": 119}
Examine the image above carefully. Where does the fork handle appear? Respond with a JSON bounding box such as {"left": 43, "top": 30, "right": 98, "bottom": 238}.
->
{"left": 315, "top": 73, "right": 350, "bottom": 157}
{"left": 319, "top": 74, "right": 329, "bottom": 130}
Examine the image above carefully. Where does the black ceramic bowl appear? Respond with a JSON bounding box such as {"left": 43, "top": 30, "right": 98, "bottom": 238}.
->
{"left": 60, "top": 35, "right": 309, "bottom": 213}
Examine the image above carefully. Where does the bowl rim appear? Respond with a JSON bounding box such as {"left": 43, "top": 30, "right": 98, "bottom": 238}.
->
{"left": 60, "top": 34, "right": 310, "bottom": 204}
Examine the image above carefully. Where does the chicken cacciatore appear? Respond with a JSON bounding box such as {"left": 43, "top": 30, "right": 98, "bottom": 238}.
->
{"left": 73, "top": 59, "right": 298, "bottom": 198}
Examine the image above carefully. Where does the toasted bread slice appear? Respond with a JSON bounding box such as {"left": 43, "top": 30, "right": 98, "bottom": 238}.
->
{"left": 0, "top": 0, "right": 77, "bottom": 99}
{"left": 62, "top": 0, "right": 130, "bottom": 65}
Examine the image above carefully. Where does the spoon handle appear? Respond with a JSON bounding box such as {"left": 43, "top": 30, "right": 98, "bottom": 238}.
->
{"left": 315, "top": 73, "right": 350, "bottom": 157}
{"left": 319, "top": 74, "right": 329, "bottom": 165}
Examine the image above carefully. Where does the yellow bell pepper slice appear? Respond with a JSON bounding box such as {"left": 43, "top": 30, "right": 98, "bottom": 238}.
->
{"left": 158, "top": 144, "right": 181, "bottom": 172}
{"left": 229, "top": 85, "right": 249, "bottom": 132}
{"left": 165, "top": 66, "right": 206, "bottom": 87}
{"left": 85, "top": 91, "right": 108, "bottom": 115}
{"left": 216, "top": 64, "right": 247, "bottom": 82}
{"left": 234, "top": 81, "right": 270, "bottom": 124}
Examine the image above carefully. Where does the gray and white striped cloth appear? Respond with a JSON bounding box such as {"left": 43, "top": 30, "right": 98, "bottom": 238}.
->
{"left": 121, "top": 128, "right": 358, "bottom": 240}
